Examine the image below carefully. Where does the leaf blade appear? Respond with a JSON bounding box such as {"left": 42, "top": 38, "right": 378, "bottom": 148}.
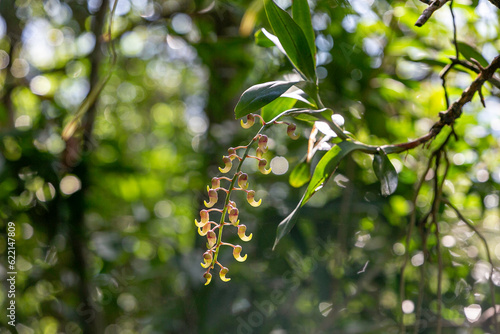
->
{"left": 261, "top": 97, "right": 297, "bottom": 122}
{"left": 264, "top": 0, "right": 317, "bottom": 81}
{"left": 303, "top": 141, "right": 360, "bottom": 204}
{"left": 292, "top": 0, "right": 316, "bottom": 61}
{"left": 289, "top": 161, "right": 311, "bottom": 188}
{"left": 273, "top": 192, "right": 306, "bottom": 250}
{"left": 372, "top": 152, "right": 398, "bottom": 196}
{"left": 234, "top": 81, "right": 299, "bottom": 119}
{"left": 457, "top": 41, "right": 488, "bottom": 67}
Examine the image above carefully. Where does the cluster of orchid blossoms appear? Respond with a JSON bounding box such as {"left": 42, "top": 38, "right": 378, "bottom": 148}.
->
{"left": 196, "top": 113, "right": 300, "bottom": 285}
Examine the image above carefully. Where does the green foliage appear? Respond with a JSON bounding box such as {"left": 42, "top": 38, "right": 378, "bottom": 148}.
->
{"left": 234, "top": 81, "right": 299, "bottom": 118}
{"left": 264, "top": 0, "right": 317, "bottom": 81}
{"left": 373, "top": 151, "right": 398, "bottom": 196}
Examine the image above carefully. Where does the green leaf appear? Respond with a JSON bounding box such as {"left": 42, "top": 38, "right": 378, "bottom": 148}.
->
{"left": 292, "top": 0, "right": 316, "bottom": 62}
{"left": 457, "top": 41, "right": 488, "bottom": 67}
{"left": 234, "top": 81, "right": 299, "bottom": 119}
{"left": 303, "top": 141, "right": 361, "bottom": 204}
{"left": 264, "top": 0, "right": 317, "bottom": 82}
{"left": 254, "top": 29, "right": 275, "bottom": 47}
{"left": 273, "top": 192, "right": 305, "bottom": 250}
{"left": 294, "top": 113, "right": 318, "bottom": 123}
{"left": 372, "top": 152, "right": 398, "bottom": 196}
{"left": 403, "top": 56, "right": 448, "bottom": 68}
{"left": 261, "top": 97, "right": 297, "bottom": 122}
{"left": 289, "top": 161, "right": 310, "bottom": 188}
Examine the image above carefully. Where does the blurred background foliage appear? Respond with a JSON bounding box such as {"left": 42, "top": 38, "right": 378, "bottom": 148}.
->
{"left": 0, "top": 0, "right": 499, "bottom": 333}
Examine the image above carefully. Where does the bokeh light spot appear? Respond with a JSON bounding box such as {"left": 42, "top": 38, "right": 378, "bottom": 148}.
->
{"left": 270, "top": 156, "right": 289, "bottom": 175}
{"left": 60, "top": 175, "right": 82, "bottom": 195}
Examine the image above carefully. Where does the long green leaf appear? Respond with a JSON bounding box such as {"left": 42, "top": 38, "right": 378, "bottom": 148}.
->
{"left": 254, "top": 29, "right": 275, "bottom": 47}
{"left": 457, "top": 41, "right": 488, "bottom": 67}
{"left": 292, "top": 0, "right": 316, "bottom": 62}
{"left": 273, "top": 192, "right": 306, "bottom": 250}
{"left": 303, "top": 141, "right": 360, "bottom": 204}
{"left": 373, "top": 152, "right": 398, "bottom": 196}
{"left": 289, "top": 161, "right": 311, "bottom": 188}
{"left": 261, "top": 97, "right": 297, "bottom": 122}
{"left": 234, "top": 81, "right": 299, "bottom": 119}
{"left": 264, "top": 0, "right": 317, "bottom": 82}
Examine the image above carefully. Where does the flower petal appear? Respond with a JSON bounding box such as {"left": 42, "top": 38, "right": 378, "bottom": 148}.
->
{"left": 195, "top": 210, "right": 209, "bottom": 227}
{"left": 201, "top": 251, "right": 213, "bottom": 268}
{"left": 287, "top": 123, "right": 300, "bottom": 140}
{"left": 229, "top": 207, "right": 239, "bottom": 225}
{"left": 211, "top": 177, "right": 220, "bottom": 189}
{"left": 241, "top": 114, "right": 255, "bottom": 129}
{"left": 204, "top": 189, "right": 218, "bottom": 208}
{"left": 258, "top": 159, "right": 272, "bottom": 175}
{"left": 204, "top": 272, "right": 212, "bottom": 285}
{"left": 246, "top": 190, "right": 262, "bottom": 207}
{"left": 233, "top": 245, "right": 247, "bottom": 262}
{"left": 207, "top": 230, "right": 217, "bottom": 248}
{"left": 219, "top": 266, "right": 231, "bottom": 282}
{"left": 238, "top": 173, "right": 249, "bottom": 189}
{"left": 219, "top": 156, "right": 232, "bottom": 173}
{"left": 258, "top": 135, "right": 268, "bottom": 153}
{"left": 238, "top": 225, "right": 253, "bottom": 242}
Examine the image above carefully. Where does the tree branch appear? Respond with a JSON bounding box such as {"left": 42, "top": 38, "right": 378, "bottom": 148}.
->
{"left": 415, "top": 0, "right": 450, "bottom": 27}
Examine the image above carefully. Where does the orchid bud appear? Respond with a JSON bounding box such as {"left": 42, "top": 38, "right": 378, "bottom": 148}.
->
{"left": 211, "top": 177, "right": 220, "bottom": 189}
{"left": 258, "top": 135, "right": 268, "bottom": 153}
{"left": 287, "top": 123, "right": 300, "bottom": 140}
{"left": 229, "top": 207, "right": 239, "bottom": 225}
{"left": 219, "top": 266, "right": 231, "bottom": 282}
{"left": 219, "top": 156, "right": 232, "bottom": 173}
{"left": 201, "top": 251, "right": 213, "bottom": 268}
{"left": 258, "top": 159, "right": 272, "bottom": 175}
{"left": 198, "top": 223, "right": 211, "bottom": 236}
{"left": 207, "top": 230, "right": 217, "bottom": 248}
{"left": 238, "top": 173, "right": 248, "bottom": 189}
{"left": 204, "top": 272, "right": 212, "bottom": 285}
{"left": 227, "top": 147, "right": 236, "bottom": 156}
{"left": 256, "top": 147, "right": 264, "bottom": 159}
{"left": 195, "top": 210, "right": 209, "bottom": 227}
{"left": 233, "top": 245, "right": 247, "bottom": 262}
{"left": 246, "top": 190, "right": 262, "bottom": 207}
{"left": 238, "top": 225, "right": 253, "bottom": 241}
{"left": 204, "top": 189, "right": 218, "bottom": 208}
{"left": 241, "top": 114, "right": 255, "bottom": 129}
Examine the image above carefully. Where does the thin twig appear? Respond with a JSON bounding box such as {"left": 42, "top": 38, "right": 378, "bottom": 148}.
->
{"left": 449, "top": 0, "right": 459, "bottom": 59}
{"left": 415, "top": 0, "right": 450, "bottom": 27}
{"left": 400, "top": 154, "right": 435, "bottom": 333}
{"left": 443, "top": 199, "right": 499, "bottom": 333}
{"left": 449, "top": 57, "right": 500, "bottom": 89}
{"left": 414, "top": 212, "right": 430, "bottom": 334}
